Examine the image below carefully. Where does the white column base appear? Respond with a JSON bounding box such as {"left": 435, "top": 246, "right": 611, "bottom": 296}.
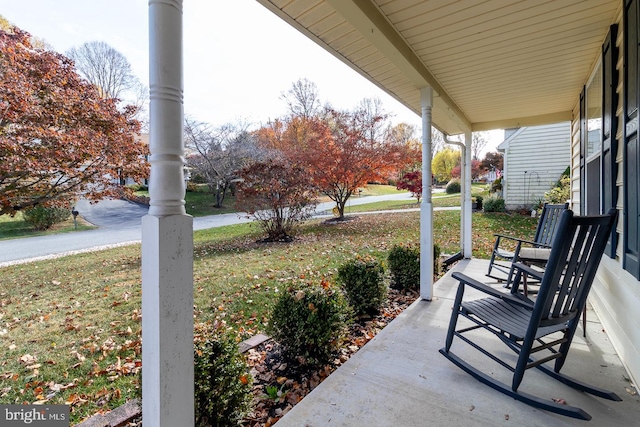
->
{"left": 142, "top": 214, "right": 194, "bottom": 427}
{"left": 420, "top": 201, "right": 434, "bottom": 300}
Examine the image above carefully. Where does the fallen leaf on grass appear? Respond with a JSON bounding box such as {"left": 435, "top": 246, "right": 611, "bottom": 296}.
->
{"left": 19, "top": 354, "right": 37, "bottom": 365}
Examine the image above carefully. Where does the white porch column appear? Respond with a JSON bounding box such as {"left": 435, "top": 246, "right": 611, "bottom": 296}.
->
{"left": 463, "top": 131, "right": 472, "bottom": 258}
{"left": 143, "top": 1, "right": 194, "bottom": 426}
{"left": 420, "top": 87, "right": 434, "bottom": 300}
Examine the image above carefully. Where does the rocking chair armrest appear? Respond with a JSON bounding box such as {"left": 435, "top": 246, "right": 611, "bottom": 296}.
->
{"left": 511, "top": 262, "right": 544, "bottom": 281}
{"left": 493, "top": 234, "right": 550, "bottom": 248}
{"left": 451, "top": 272, "right": 533, "bottom": 308}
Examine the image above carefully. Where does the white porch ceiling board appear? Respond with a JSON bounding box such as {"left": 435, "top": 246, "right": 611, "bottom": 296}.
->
{"left": 430, "top": 25, "right": 607, "bottom": 75}
{"left": 414, "top": 5, "right": 617, "bottom": 62}
{"left": 319, "top": 24, "right": 361, "bottom": 50}
{"left": 280, "top": 0, "right": 323, "bottom": 19}
{"left": 256, "top": 0, "right": 620, "bottom": 135}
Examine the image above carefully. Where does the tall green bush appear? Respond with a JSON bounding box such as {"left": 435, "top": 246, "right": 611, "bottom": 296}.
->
{"left": 267, "top": 282, "right": 352, "bottom": 366}
{"left": 22, "top": 205, "right": 70, "bottom": 230}
{"left": 387, "top": 244, "right": 420, "bottom": 291}
{"left": 337, "top": 256, "right": 386, "bottom": 316}
{"left": 387, "top": 244, "right": 441, "bottom": 291}
{"left": 194, "top": 322, "right": 252, "bottom": 427}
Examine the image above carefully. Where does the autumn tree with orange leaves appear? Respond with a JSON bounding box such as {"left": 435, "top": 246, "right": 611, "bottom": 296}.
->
{"left": 0, "top": 29, "right": 148, "bottom": 216}
{"left": 258, "top": 108, "right": 414, "bottom": 219}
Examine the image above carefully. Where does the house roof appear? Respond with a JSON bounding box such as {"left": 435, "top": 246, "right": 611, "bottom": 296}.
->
{"left": 256, "top": 0, "right": 620, "bottom": 136}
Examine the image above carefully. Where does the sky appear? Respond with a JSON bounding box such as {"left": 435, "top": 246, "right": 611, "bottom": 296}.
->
{"left": 0, "top": 0, "right": 502, "bottom": 150}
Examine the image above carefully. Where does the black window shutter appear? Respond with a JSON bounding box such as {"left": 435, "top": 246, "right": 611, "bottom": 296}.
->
{"left": 602, "top": 24, "right": 619, "bottom": 258}
{"left": 623, "top": 0, "right": 640, "bottom": 278}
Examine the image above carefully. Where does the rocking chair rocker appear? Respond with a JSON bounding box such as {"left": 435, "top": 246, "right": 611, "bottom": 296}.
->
{"left": 440, "top": 209, "right": 620, "bottom": 420}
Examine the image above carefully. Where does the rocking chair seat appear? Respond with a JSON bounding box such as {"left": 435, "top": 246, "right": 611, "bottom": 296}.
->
{"left": 462, "top": 297, "right": 567, "bottom": 341}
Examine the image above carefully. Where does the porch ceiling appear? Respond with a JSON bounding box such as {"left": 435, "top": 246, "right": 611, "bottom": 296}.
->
{"left": 256, "top": 0, "right": 620, "bottom": 135}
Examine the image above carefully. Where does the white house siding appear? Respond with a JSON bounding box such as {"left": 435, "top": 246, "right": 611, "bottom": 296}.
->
{"left": 571, "top": 13, "right": 640, "bottom": 388}
{"left": 499, "top": 123, "right": 571, "bottom": 210}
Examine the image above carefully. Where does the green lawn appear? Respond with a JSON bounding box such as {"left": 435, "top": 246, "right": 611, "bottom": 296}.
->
{"left": 0, "top": 212, "right": 95, "bottom": 241}
{"left": 0, "top": 210, "right": 536, "bottom": 423}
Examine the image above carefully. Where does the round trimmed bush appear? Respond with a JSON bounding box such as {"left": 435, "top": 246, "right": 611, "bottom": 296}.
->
{"left": 446, "top": 179, "right": 461, "bottom": 194}
{"left": 194, "top": 322, "right": 252, "bottom": 427}
{"left": 337, "top": 256, "right": 386, "bottom": 316}
{"left": 267, "top": 282, "right": 352, "bottom": 366}
{"left": 387, "top": 244, "right": 420, "bottom": 291}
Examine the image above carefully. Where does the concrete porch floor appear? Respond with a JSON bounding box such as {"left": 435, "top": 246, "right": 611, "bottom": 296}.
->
{"left": 276, "top": 259, "right": 639, "bottom": 426}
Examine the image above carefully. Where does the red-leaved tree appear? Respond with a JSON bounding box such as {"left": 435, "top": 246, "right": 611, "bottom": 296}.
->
{"left": 396, "top": 170, "right": 422, "bottom": 202}
{"left": 0, "top": 29, "right": 148, "bottom": 216}
{"left": 235, "top": 158, "right": 318, "bottom": 241}
{"left": 258, "top": 109, "right": 412, "bottom": 219}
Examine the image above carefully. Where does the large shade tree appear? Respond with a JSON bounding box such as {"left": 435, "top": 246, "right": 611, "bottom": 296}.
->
{"left": 66, "top": 41, "right": 148, "bottom": 125}
{"left": 0, "top": 29, "right": 148, "bottom": 216}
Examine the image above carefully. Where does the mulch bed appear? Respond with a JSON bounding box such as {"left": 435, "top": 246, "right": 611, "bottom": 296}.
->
{"left": 79, "top": 288, "right": 418, "bottom": 427}
{"left": 241, "top": 288, "right": 418, "bottom": 427}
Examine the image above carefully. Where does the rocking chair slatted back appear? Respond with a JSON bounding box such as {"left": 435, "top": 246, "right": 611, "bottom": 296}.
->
{"left": 533, "top": 203, "right": 568, "bottom": 247}
{"left": 535, "top": 211, "right": 615, "bottom": 327}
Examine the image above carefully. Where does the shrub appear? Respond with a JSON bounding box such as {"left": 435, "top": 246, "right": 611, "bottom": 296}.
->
{"left": 387, "top": 244, "right": 442, "bottom": 290}
{"left": 22, "top": 205, "right": 71, "bottom": 230}
{"left": 186, "top": 181, "right": 198, "bottom": 192}
{"left": 544, "top": 174, "right": 570, "bottom": 205}
{"left": 387, "top": 244, "right": 420, "bottom": 291}
{"left": 445, "top": 179, "right": 461, "bottom": 194}
{"left": 194, "top": 322, "right": 252, "bottom": 427}
{"left": 491, "top": 176, "right": 503, "bottom": 193}
{"left": 483, "top": 194, "right": 505, "bottom": 212}
{"left": 267, "top": 281, "right": 352, "bottom": 366}
{"left": 126, "top": 183, "right": 148, "bottom": 192}
{"left": 337, "top": 256, "right": 386, "bottom": 316}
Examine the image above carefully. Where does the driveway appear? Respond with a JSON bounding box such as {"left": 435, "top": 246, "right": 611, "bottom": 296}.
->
{"left": 74, "top": 198, "right": 149, "bottom": 229}
{"left": 0, "top": 192, "right": 420, "bottom": 266}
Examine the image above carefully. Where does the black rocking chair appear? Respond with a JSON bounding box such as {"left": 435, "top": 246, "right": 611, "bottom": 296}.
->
{"left": 440, "top": 209, "right": 620, "bottom": 420}
{"left": 487, "top": 203, "right": 568, "bottom": 283}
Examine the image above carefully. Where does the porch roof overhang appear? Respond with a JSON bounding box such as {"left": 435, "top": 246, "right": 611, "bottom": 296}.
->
{"left": 256, "top": 0, "right": 620, "bottom": 136}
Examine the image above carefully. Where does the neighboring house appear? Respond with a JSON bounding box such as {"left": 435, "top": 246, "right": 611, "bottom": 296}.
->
{"left": 497, "top": 122, "right": 571, "bottom": 210}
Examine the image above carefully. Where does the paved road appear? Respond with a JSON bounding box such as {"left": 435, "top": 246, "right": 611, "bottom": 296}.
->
{"left": 0, "top": 192, "right": 417, "bottom": 266}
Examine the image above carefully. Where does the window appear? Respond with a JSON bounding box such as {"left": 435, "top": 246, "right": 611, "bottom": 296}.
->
{"left": 581, "top": 24, "right": 619, "bottom": 259}
{"left": 584, "top": 63, "right": 602, "bottom": 215}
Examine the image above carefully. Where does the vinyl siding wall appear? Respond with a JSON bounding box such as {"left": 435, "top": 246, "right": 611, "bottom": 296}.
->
{"left": 501, "top": 123, "right": 571, "bottom": 209}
